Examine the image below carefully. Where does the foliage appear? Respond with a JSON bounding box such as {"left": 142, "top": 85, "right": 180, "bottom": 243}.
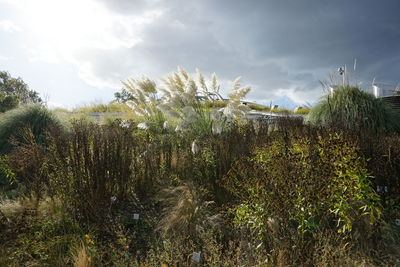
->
{"left": 114, "top": 88, "right": 136, "bottom": 103}
{"left": 294, "top": 107, "right": 311, "bottom": 114}
{"left": 0, "top": 198, "right": 83, "bottom": 267}
{"left": 73, "top": 102, "right": 131, "bottom": 113}
{"left": 2, "top": 115, "right": 400, "bottom": 265}
{"left": 0, "top": 91, "right": 19, "bottom": 113}
{"left": 0, "top": 71, "right": 42, "bottom": 111}
{"left": 224, "top": 127, "right": 382, "bottom": 263}
{"left": 307, "top": 86, "right": 400, "bottom": 133}
{"left": 202, "top": 100, "right": 228, "bottom": 109}
{"left": 247, "top": 103, "right": 270, "bottom": 112}
{"left": 0, "top": 155, "right": 15, "bottom": 189}
{"left": 0, "top": 105, "right": 63, "bottom": 154}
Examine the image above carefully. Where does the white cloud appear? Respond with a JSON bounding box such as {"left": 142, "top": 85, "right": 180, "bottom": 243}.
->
{"left": 18, "top": 0, "right": 163, "bottom": 88}
{"left": 47, "top": 101, "right": 66, "bottom": 109}
{"left": 0, "top": 55, "right": 10, "bottom": 60}
{"left": 0, "top": 20, "right": 21, "bottom": 33}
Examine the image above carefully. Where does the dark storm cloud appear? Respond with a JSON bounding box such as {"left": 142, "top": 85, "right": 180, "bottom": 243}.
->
{"left": 88, "top": 0, "right": 400, "bottom": 104}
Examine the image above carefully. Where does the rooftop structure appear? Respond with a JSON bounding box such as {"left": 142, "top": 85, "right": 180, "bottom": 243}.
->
{"left": 373, "top": 82, "right": 400, "bottom": 111}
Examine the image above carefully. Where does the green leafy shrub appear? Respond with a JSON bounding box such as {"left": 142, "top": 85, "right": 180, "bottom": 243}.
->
{"left": 0, "top": 105, "right": 63, "bottom": 154}
{"left": 224, "top": 129, "right": 382, "bottom": 264}
{"left": 0, "top": 155, "right": 15, "bottom": 190}
{"left": 307, "top": 86, "right": 400, "bottom": 133}
{"left": 0, "top": 92, "right": 18, "bottom": 113}
{"left": 359, "top": 133, "right": 400, "bottom": 223}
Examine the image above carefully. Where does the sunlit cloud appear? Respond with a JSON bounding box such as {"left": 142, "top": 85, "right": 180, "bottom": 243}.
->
{"left": 10, "top": 0, "right": 163, "bottom": 87}
{"left": 0, "top": 20, "right": 21, "bottom": 33}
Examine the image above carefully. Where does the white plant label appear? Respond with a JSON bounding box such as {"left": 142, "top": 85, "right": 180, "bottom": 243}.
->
{"left": 133, "top": 213, "right": 140, "bottom": 220}
{"left": 192, "top": 252, "right": 201, "bottom": 263}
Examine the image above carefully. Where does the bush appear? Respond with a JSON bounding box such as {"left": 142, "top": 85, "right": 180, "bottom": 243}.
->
{"left": 223, "top": 128, "right": 382, "bottom": 264}
{"left": 0, "top": 105, "right": 63, "bottom": 154}
{"left": 307, "top": 86, "right": 400, "bottom": 133}
{"left": 0, "top": 92, "right": 18, "bottom": 113}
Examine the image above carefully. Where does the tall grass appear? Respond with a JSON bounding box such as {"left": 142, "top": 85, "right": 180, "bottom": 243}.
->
{"left": 73, "top": 102, "right": 131, "bottom": 113}
{"left": 307, "top": 86, "right": 400, "bottom": 133}
{"left": 0, "top": 105, "right": 63, "bottom": 154}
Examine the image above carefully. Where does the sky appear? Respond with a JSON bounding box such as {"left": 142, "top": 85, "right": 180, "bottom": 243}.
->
{"left": 0, "top": 0, "right": 399, "bottom": 109}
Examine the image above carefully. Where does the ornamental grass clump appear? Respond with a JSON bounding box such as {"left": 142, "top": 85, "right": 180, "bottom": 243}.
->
{"left": 307, "top": 85, "right": 400, "bottom": 133}
{"left": 123, "top": 77, "right": 165, "bottom": 131}
{"left": 122, "top": 67, "right": 251, "bottom": 136}
{"left": 0, "top": 104, "right": 63, "bottom": 154}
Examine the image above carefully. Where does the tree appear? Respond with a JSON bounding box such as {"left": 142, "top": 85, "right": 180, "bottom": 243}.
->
{"left": 114, "top": 88, "right": 135, "bottom": 103}
{"left": 0, "top": 92, "right": 19, "bottom": 113}
{"left": 0, "top": 71, "right": 42, "bottom": 112}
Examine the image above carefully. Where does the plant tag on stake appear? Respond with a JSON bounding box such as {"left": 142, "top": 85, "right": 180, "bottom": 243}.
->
{"left": 192, "top": 252, "right": 201, "bottom": 263}
{"left": 133, "top": 213, "right": 139, "bottom": 220}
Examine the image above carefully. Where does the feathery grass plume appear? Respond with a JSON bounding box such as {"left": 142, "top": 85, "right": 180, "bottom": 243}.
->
{"left": 307, "top": 85, "right": 400, "bottom": 133}
{"left": 158, "top": 183, "right": 201, "bottom": 237}
{"left": 157, "top": 183, "right": 216, "bottom": 238}
{"left": 210, "top": 72, "right": 219, "bottom": 94}
{"left": 159, "top": 67, "right": 212, "bottom": 134}
{"left": 197, "top": 68, "right": 208, "bottom": 94}
{"left": 123, "top": 77, "right": 165, "bottom": 130}
{"left": 160, "top": 67, "right": 252, "bottom": 135}
{"left": 223, "top": 77, "right": 251, "bottom": 118}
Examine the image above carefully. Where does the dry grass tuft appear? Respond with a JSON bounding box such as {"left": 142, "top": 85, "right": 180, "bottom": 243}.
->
{"left": 158, "top": 183, "right": 203, "bottom": 237}
{"left": 72, "top": 243, "right": 91, "bottom": 267}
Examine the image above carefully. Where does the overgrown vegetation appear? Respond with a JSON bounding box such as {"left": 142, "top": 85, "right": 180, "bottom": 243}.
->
{"left": 1, "top": 70, "right": 400, "bottom": 266}
{"left": 0, "top": 105, "right": 63, "bottom": 154}
{"left": 307, "top": 85, "right": 400, "bottom": 133}
{"left": 72, "top": 102, "right": 132, "bottom": 113}
{"left": 0, "top": 71, "right": 42, "bottom": 113}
